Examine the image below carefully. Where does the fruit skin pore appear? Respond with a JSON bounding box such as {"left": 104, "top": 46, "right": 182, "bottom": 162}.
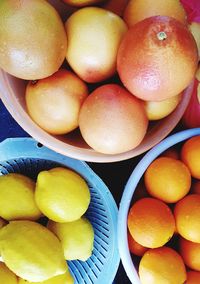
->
{"left": 0, "top": 0, "right": 67, "bottom": 80}
{"left": 117, "top": 16, "right": 198, "bottom": 102}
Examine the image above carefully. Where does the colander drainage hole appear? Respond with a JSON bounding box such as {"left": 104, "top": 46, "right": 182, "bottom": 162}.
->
{"left": 37, "top": 143, "right": 43, "bottom": 148}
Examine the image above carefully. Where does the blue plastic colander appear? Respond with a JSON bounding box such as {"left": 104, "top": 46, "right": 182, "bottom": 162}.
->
{"left": 0, "top": 137, "right": 120, "bottom": 284}
{"left": 118, "top": 128, "right": 200, "bottom": 284}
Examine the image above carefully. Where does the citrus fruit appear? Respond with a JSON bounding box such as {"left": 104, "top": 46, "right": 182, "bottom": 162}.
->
{"left": 0, "top": 221, "right": 67, "bottom": 282}
{"left": 0, "top": 262, "right": 18, "bottom": 284}
{"left": 48, "top": 216, "right": 94, "bottom": 261}
{"left": 62, "top": 0, "right": 103, "bottom": 6}
{"left": 144, "top": 157, "right": 191, "bottom": 203}
{"left": 128, "top": 231, "right": 148, "bottom": 257}
{"left": 128, "top": 198, "right": 175, "bottom": 248}
{"left": 139, "top": 247, "right": 186, "bottom": 284}
{"left": 174, "top": 194, "right": 200, "bottom": 243}
{"left": 181, "top": 136, "right": 200, "bottom": 179}
{"left": 144, "top": 93, "right": 181, "bottom": 120}
{"left": 0, "top": 173, "right": 42, "bottom": 221}
{"left": 79, "top": 84, "right": 148, "bottom": 154}
{"left": 123, "top": 0, "right": 187, "bottom": 27}
{"left": 35, "top": 167, "right": 90, "bottom": 222}
{"left": 117, "top": 16, "right": 198, "bottom": 101}
{"left": 186, "top": 271, "right": 200, "bottom": 284}
{"left": 189, "top": 22, "right": 200, "bottom": 59}
{"left": 0, "top": 0, "right": 67, "bottom": 80}
{"left": 179, "top": 237, "right": 200, "bottom": 271}
{"left": 25, "top": 69, "right": 88, "bottom": 135}
{"left": 191, "top": 180, "right": 200, "bottom": 194}
{"left": 18, "top": 270, "right": 74, "bottom": 284}
{"left": 65, "top": 7, "right": 127, "bottom": 83}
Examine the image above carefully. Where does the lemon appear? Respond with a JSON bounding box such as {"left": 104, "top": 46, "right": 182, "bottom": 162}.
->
{"left": 0, "top": 262, "right": 18, "bottom": 284}
{"left": 48, "top": 217, "right": 94, "bottom": 261}
{"left": 0, "top": 221, "right": 67, "bottom": 282}
{"left": 35, "top": 167, "right": 91, "bottom": 222}
{"left": 0, "top": 173, "right": 42, "bottom": 221}
{"left": 18, "top": 270, "right": 74, "bottom": 284}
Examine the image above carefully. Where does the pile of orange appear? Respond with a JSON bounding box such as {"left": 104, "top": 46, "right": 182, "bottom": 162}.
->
{"left": 128, "top": 135, "right": 200, "bottom": 284}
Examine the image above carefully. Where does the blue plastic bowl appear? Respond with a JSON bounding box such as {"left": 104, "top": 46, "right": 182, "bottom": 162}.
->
{"left": 118, "top": 128, "right": 200, "bottom": 284}
{"left": 0, "top": 137, "right": 120, "bottom": 284}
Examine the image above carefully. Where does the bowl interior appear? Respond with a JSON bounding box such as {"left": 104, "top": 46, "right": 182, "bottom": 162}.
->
{"left": 0, "top": 0, "right": 194, "bottom": 162}
{"left": 0, "top": 137, "right": 120, "bottom": 284}
{"left": 118, "top": 128, "right": 200, "bottom": 284}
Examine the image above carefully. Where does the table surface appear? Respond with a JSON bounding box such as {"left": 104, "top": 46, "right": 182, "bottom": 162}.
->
{"left": 0, "top": 99, "right": 183, "bottom": 284}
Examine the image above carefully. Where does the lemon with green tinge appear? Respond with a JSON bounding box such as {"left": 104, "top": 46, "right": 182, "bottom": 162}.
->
{"left": 48, "top": 217, "right": 94, "bottom": 261}
{"left": 0, "top": 221, "right": 67, "bottom": 282}
{"left": 18, "top": 270, "right": 74, "bottom": 284}
{"left": 0, "top": 262, "right": 18, "bottom": 284}
{"left": 0, "top": 173, "right": 42, "bottom": 221}
{"left": 35, "top": 167, "right": 91, "bottom": 222}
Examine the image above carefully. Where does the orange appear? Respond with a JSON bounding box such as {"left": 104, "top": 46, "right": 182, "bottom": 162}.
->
{"left": 181, "top": 136, "right": 200, "bottom": 179}
{"left": 186, "top": 271, "right": 200, "bottom": 284}
{"left": 117, "top": 16, "right": 198, "bottom": 102}
{"left": 179, "top": 237, "right": 200, "bottom": 271}
{"left": 123, "top": 0, "right": 187, "bottom": 27}
{"left": 128, "top": 198, "right": 175, "bottom": 248}
{"left": 144, "top": 157, "right": 191, "bottom": 203}
{"left": 128, "top": 231, "right": 148, "bottom": 257}
{"left": 139, "top": 247, "right": 186, "bottom": 284}
{"left": 191, "top": 180, "right": 200, "bottom": 194}
{"left": 174, "top": 194, "right": 200, "bottom": 243}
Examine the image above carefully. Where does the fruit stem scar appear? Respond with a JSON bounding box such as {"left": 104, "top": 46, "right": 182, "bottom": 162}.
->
{"left": 157, "top": 31, "right": 167, "bottom": 41}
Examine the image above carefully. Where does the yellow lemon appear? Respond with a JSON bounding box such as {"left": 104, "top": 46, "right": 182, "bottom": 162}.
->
{"left": 0, "top": 221, "right": 67, "bottom": 282}
{"left": 0, "top": 262, "right": 18, "bottom": 284}
{"left": 0, "top": 173, "right": 42, "bottom": 221}
{"left": 18, "top": 270, "right": 74, "bottom": 284}
{"left": 35, "top": 167, "right": 90, "bottom": 222}
{"left": 48, "top": 217, "right": 94, "bottom": 261}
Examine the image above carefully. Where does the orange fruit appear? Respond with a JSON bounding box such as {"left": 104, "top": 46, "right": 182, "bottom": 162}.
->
{"left": 144, "top": 157, "right": 191, "bottom": 203}
{"left": 139, "top": 247, "right": 186, "bottom": 284}
{"left": 123, "top": 0, "right": 187, "bottom": 27}
{"left": 179, "top": 237, "right": 200, "bottom": 271}
{"left": 128, "top": 198, "right": 175, "bottom": 248}
{"left": 127, "top": 231, "right": 148, "bottom": 257}
{"left": 174, "top": 194, "right": 200, "bottom": 243}
{"left": 191, "top": 180, "right": 200, "bottom": 194}
{"left": 186, "top": 271, "right": 200, "bottom": 284}
{"left": 117, "top": 16, "right": 198, "bottom": 102}
{"left": 181, "top": 136, "right": 200, "bottom": 179}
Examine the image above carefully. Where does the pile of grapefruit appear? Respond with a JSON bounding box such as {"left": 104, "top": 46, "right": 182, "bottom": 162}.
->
{"left": 0, "top": 0, "right": 199, "bottom": 154}
{"left": 128, "top": 135, "right": 200, "bottom": 284}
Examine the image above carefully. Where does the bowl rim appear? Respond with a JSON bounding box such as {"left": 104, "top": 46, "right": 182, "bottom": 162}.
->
{"left": 118, "top": 127, "right": 200, "bottom": 284}
{"left": 0, "top": 69, "right": 194, "bottom": 163}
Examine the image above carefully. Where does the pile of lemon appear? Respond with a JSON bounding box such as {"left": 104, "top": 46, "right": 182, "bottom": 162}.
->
{"left": 0, "top": 167, "right": 94, "bottom": 283}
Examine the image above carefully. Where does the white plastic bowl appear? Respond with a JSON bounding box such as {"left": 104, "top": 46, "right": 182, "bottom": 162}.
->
{"left": 0, "top": 0, "right": 194, "bottom": 162}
